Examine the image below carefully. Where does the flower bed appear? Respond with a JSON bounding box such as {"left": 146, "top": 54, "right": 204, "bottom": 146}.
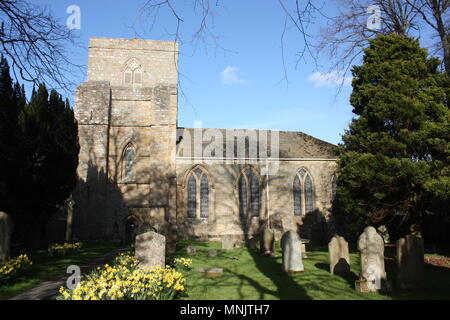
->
{"left": 48, "top": 242, "right": 83, "bottom": 257}
{"left": 58, "top": 253, "right": 192, "bottom": 300}
{"left": 0, "top": 254, "right": 33, "bottom": 283}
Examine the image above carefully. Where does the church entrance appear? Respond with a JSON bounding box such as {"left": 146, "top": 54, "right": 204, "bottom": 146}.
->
{"left": 125, "top": 216, "right": 139, "bottom": 245}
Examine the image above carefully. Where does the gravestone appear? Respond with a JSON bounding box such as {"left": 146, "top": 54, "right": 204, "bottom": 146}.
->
{"left": 222, "top": 235, "right": 235, "bottom": 250}
{"left": 0, "top": 212, "right": 13, "bottom": 262}
{"left": 260, "top": 227, "right": 275, "bottom": 256}
{"left": 281, "top": 231, "right": 304, "bottom": 273}
{"left": 135, "top": 231, "right": 165, "bottom": 271}
{"left": 247, "top": 237, "right": 259, "bottom": 250}
{"left": 187, "top": 246, "right": 197, "bottom": 255}
{"left": 396, "top": 235, "right": 424, "bottom": 289}
{"left": 328, "top": 235, "right": 350, "bottom": 275}
{"left": 208, "top": 249, "right": 218, "bottom": 257}
{"left": 197, "top": 268, "right": 223, "bottom": 278}
{"left": 356, "top": 226, "right": 387, "bottom": 293}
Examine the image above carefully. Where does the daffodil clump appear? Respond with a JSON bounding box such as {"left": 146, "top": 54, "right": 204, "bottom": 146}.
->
{"left": 58, "top": 252, "right": 189, "bottom": 300}
{"left": 0, "top": 254, "right": 33, "bottom": 283}
{"left": 48, "top": 242, "right": 83, "bottom": 257}
{"left": 171, "top": 258, "right": 193, "bottom": 271}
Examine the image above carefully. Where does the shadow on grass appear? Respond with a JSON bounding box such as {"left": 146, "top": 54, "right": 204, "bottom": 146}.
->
{"left": 314, "top": 262, "right": 358, "bottom": 289}
{"left": 246, "top": 247, "right": 312, "bottom": 300}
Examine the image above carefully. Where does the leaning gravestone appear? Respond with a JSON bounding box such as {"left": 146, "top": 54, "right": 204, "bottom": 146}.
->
{"left": 260, "top": 227, "right": 275, "bottom": 256}
{"left": 396, "top": 235, "right": 424, "bottom": 289}
{"left": 328, "top": 235, "right": 350, "bottom": 275}
{"left": 281, "top": 231, "right": 304, "bottom": 273}
{"left": 222, "top": 235, "right": 235, "bottom": 250}
{"left": 356, "top": 226, "right": 387, "bottom": 293}
{"left": 135, "top": 231, "right": 165, "bottom": 271}
{"left": 0, "top": 212, "right": 13, "bottom": 262}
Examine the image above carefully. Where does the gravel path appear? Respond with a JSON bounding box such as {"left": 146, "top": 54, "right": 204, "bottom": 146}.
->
{"left": 9, "top": 247, "right": 128, "bottom": 300}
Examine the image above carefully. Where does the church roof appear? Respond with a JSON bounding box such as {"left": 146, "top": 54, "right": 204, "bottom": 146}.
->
{"left": 176, "top": 128, "right": 337, "bottom": 160}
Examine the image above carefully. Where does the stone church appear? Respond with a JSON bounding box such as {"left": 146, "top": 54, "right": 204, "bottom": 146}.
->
{"left": 72, "top": 38, "right": 338, "bottom": 247}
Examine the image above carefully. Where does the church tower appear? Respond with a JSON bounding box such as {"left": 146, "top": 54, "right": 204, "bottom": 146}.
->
{"left": 73, "top": 38, "right": 179, "bottom": 244}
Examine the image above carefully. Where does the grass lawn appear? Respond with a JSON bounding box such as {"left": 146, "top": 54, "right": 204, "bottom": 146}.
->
{"left": 171, "top": 241, "right": 450, "bottom": 300}
{"left": 0, "top": 241, "right": 117, "bottom": 300}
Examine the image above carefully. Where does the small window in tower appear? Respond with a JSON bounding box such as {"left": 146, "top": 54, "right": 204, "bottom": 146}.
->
{"left": 124, "top": 69, "right": 132, "bottom": 85}
{"left": 134, "top": 69, "right": 142, "bottom": 85}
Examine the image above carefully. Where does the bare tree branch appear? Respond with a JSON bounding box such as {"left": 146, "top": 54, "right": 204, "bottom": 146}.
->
{"left": 0, "top": 0, "right": 82, "bottom": 95}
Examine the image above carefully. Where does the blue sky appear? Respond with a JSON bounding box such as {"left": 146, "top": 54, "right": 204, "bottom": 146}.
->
{"left": 31, "top": 0, "right": 358, "bottom": 145}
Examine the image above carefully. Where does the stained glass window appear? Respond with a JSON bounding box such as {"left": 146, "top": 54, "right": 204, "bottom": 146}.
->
{"left": 331, "top": 175, "right": 337, "bottom": 201}
{"left": 200, "top": 174, "right": 209, "bottom": 218}
{"left": 293, "top": 175, "right": 302, "bottom": 216}
{"left": 239, "top": 174, "right": 247, "bottom": 217}
{"left": 293, "top": 168, "right": 314, "bottom": 216}
{"left": 305, "top": 175, "right": 314, "bottom": 214}
{"left": 250, "top": 174, "right": 260, "bottom": 217}
{"left": 187, "top": 167, "right": 209, "bottom": 219}
{"left": 239, "top": 168, "right": 260, "bottom": 218}
{"left": 187, "top": 175, "right": 197, "bottom": 218}
{"left": 124, "top": 145, "right": 135, "bottom": 182}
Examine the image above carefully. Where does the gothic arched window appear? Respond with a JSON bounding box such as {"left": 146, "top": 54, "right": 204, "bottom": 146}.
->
{"left": 293, "top": 168, "right": 315, "bottom": 216}
{"left": 123, "top": 145, "right": 135, "bottom": 182}
{"left": 186, "top": 167, "right": 209, "bottom": 219}
{"left": 123, "top": 59, "right": 143, "bottom": 86}
{"left": 331, "top": 174, "right": 337, "bottom": 201}
{"left": 239, "top": 168, "right": 261, "bottom": 218}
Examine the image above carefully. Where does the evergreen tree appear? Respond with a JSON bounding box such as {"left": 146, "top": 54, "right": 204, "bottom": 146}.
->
{"left": 336, "top": 34, "right": 450, "bottom": 240}
{"left": 0, "top": 56, "right": 24, "bottom": 211}
{"left": 15, "top": 84, "right": 79, "bottom": 242}
{"left": 0, "top": 58, "right": 79, "bottom": 246}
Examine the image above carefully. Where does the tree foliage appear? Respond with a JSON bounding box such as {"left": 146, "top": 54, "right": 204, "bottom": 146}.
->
{"left": 0, "top": 57, "right": 79, "bottom": 245}
{"left": 335, "top": 34, "right": 450, "bottom": 239}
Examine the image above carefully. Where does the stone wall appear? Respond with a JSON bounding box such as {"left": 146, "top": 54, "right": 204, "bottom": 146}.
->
{"left": 175, "top": 160, "right": 337, "bottom": 242}
{"left": 72, "top": 37, "right": 338, "bottom": 244}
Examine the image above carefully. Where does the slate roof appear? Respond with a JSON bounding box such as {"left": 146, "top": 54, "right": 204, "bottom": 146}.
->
{"left": 176, "top": 128, "right": 337, "bottom": 159}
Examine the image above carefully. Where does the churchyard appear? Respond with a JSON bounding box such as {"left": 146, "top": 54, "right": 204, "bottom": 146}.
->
{"left": 2, "top": 220, "right": 450, "bottom": 300}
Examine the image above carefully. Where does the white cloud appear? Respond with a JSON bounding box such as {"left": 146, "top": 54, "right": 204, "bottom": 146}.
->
{"left": 308, "top": 71, "right": 352, "bottom": 88}
{"left": 220, "top": 66, "right": 247, "bottom": 85}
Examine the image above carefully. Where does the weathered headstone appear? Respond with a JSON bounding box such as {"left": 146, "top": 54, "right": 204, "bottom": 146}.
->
{"left": 197, "top": 268, "right": 223, "bottom": 278}
{"left": 396, "top": 235, "right": 424, "bottom": 289}
{"left": 260, "top": 227, "right": 275, "bottom": 256}
{"left": 356, "top": 226, "right": 387, "bottom": 293}
{"left": 135, "top": 231, "right": 165, "bottom": 271}
{"left": 208, "top": 249, "right": 218, "bottom": 257}
{"left": 186, "top": 246, "right": 197, "bottom": 255}
{"left": 0, "top": 212, "right": 13, "bottom": 262}
{"left": 328, "top": 235, "right": 350, "bottom": 275}
{"left": 281, "top": 231, "right": 304, "bottom": 273}
{"left": 222, "top": 235, "right": 235, "bottom": 250}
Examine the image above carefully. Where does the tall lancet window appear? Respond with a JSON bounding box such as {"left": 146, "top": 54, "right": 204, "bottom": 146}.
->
{"left": 239, "top": 168, "right": 261, "bottom": 218}
{"left": 123, "top": 145, "right": 135, "bottom": 182}
{"left": 293, "top": 168, "right": 315, "bottom": 216}
{"left": 186, "top": 167, "right": 209, "bottom": 219}
{"left": 331, "top": 174, "right": 337, "bottom": 201}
